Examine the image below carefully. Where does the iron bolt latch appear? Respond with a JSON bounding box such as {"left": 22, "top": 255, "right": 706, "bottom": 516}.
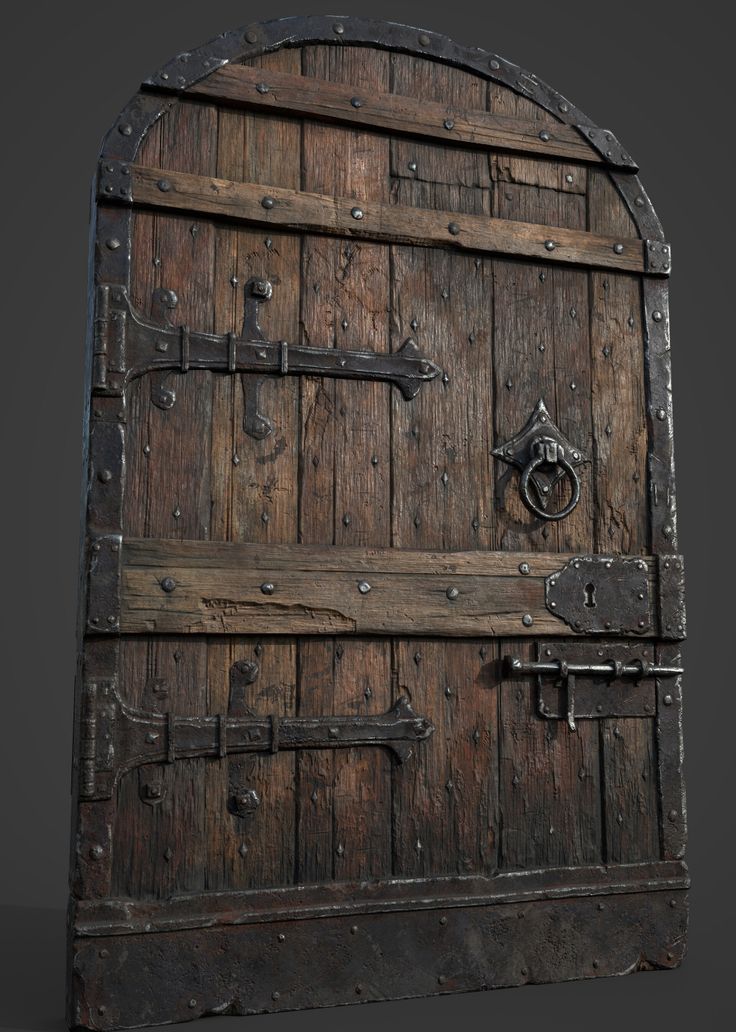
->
{"left": 504, "top": 655, "right": 683, "bottom": 732}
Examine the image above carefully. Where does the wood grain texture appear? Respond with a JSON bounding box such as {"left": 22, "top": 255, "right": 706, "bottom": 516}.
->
{"left": 187, "top": 62, "right": 604, "bottom": 164}
{"left": 122, "top": 163, "right": 649, "bottom": 273}
{"left": 297, "top": 44, "right": 393, "bottom": 885}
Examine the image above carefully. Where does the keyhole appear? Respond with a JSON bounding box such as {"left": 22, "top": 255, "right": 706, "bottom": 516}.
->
{"left": 584, "top": 582, "right": 597, "bottom": 609}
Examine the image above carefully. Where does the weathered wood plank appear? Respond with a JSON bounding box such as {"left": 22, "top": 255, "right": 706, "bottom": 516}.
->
{"left": 490, "top": 82, "right": 601, "bottom": 872}
{"left": 207, "top": 48, "right": 302, "bottom": 892}
{"left": 113, "top": 97, "right": 218, "bottom": 898}
{"left": 115, "top": 163, "right": 650, "bottom": 273}
{"left": 186, "top": 62, "right": 605, "bottom": 165}
{"left": 297, "top": 44, "right": 393, "bottom": 885}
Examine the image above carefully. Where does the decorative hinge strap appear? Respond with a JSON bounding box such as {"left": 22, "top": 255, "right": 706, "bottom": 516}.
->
{"left": 78, "top": 680, "right": 434, "bottom": 803}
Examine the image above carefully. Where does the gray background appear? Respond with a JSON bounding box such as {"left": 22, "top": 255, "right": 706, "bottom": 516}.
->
{"left": 1, "top": 1, "right": 731, "bottom": 1029}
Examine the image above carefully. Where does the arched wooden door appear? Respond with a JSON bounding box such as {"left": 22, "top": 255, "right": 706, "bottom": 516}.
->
{"left": 69, "top": 16, "right": 687, "bottom": 1029}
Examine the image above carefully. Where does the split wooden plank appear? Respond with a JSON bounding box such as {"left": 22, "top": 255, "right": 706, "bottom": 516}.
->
{"left": 185, "top": 61, "right": 608, "bottom": 165}
{"left": 297, "top": 44, "right": 393, "bottom": 885}
{"left": 114, "top": 163, "right": 650, "bottom": 273}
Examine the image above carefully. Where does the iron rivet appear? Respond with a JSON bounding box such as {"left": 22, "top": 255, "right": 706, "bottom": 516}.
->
{"left": 107, "top": 616, "right": 117, "bottom": 625}
{"left": 613, "top": 243, "right": 624, "bottom": 254}
{"left": 350, "top": 925, "right": 358, "bottom": 934}
{"left": 157, "top": 180, "right": 172, "bottom": 192}
{"left": 439, "top": 916, "right": 447, "bottom": 925}
{"left": 539, "top": 130, "right": 551, "bottom": 142}
{"left": 358, "top": 581, "right": 371, "bottom": 594}
{"left": 245, "top": 29, "right": 258, "bottom": 43}
{"left": 277, "top": 933, "right": 285, "bottom": 942}
{"left": 355, "top": 985, "right": 362, "bottom": 995}
{"left": 597, "top": 902, "right": 606, "bottom": 910}
{"left": 559, "top": 102, "right": 569, "bottom": 113}
{"left": 256, "top": 82, "right": 269, "bottom": 94}
{"left": 448, "top": 222, "right": 460, "bottom": 235}
{"left": 570, "top": 381, "right": 577, "bottom": 390}
{"left": 438, "top": 975, "right": 447, "bottom": 985}
{"left": 160, "top": 577, "right": 176, "bottom": 593}
{"left": 572, "top": 451, "right": 580, "bottom": 461}
{"left": 91, "top": 617, "right": 100, "bottom": 625}
{"left": 371, "top": 455, "right": 379, "bottom": 466}
{"left": 668, "top": 809, "right": 678, "bottom": 821}
{"left": 350, "top": 97, "right": 363, "bottom": 108}
{"left": 489, "top": 59, "right": 501, "bottom": 70}
{"left": 638, "top": 592, "right": 645, "bottom": 600}
{"left": 343, "top": 513, "right": 352, "bottom": 526}
{"left": 351, "top": 206, "right": 364, "bottom": 220}
{"left": 550, "top": 602, "right": 557, "bottom": 609}
{"left": 119, "top": 123, "right": 132, "bottom": 136}
{"left": 544, "top": 240, "right": 555, "bottom": 251}
{"left": 160, "top": 72, "right": 169, "bottom": 81}
{"left": 522, "top": 614, "right": 533, "bottom": 627}
{"left": 261, "top": 196, "right": 275, "bottom": 209}
{"left": 104, "top": 184, "right": 114, "bottom": 194}
{"left": 521, "top": 967, "right": 528, "bottom": 976}
{"left": 663, "top": 694, "right": 673, "bottom": 706}
{"left": 596, "top": 703, "right": 603, "bottom": 713}
{"left": 333, "top": 22, "right": 344, "bottom": 34}
{"left": 667, "top": 952, "right": 674, "bottom": 961}
{"left": 408, "top": 161, "right": 418, "bottom": 172}
{"left": 271, "top": 992, "right": 280, "bottom": 1002}
{"left": 670, "top": 899, "right": 677, "bottom": 908}
{"left": 261, "top": 582, "right": 275, "bottom": 595}
{"left": 518, "top": 562, "right": 530, "bottom": 575}
{"left": 652, "top": 310, "right": 663, "bottom": 322}
{"left": 98, "top": 469, "right": 112, "bottom": 483}
{"left": 443, "top": 119, "right": 455, "bottom": 131}
{"left": 89, "top": 845, "right": 104, "bottom": 859}
{"left": 105, "top": 238, "right": 121, "bottom": 250}
{"left": 98, "top": 1007, "right": 107, "bottom": 1016}
{"left": 638, "top": 619, "right": 645, "bottom": 628}
{"left": 446, "top": 586, "right": 459, "bottom": 601}
{"left": 418, "top": 33, "right": 431, "bottom": 46}
{"left": 656, "top": 408, "right": 667, "bottom": 421}
{"left": 565, "top": 174, "right": 574, "bottom": 183}
{"left": 592, "top": 960, "right": 600, "bottom": 969}
{"left": 99, "top": 949, "right": 109, "bottom": 958}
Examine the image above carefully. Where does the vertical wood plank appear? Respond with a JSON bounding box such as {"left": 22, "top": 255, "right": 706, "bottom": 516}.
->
{"left": 207, "top": 48, "right": 302, "bottom": 891}
{"left": 589, "top": 168, "right": 656, "bottom": 862}
{"left": 297, "top": 45, "right": 392, "bottom": 884}
{"left": 490, "top": 83, "right": 600, "bottom": 872}
{"left": 389, "top": 56, "right": 497, "bottom": 879}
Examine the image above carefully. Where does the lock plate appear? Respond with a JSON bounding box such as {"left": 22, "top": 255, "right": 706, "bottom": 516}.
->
{"left": 545, "top": 555, "right": 652, "bottom": 635}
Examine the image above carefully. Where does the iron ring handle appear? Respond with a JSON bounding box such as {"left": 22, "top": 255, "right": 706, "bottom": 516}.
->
{"left": 519, "top": 445, "right": 581, "bottom": 521}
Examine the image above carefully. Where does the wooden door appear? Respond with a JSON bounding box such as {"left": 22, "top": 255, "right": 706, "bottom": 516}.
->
{"left": 68, "top": 16, "right": 688, "bottom": 1030}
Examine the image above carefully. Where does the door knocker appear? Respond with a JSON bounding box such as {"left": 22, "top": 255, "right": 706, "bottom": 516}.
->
{"left": 493, "top": 399, "right": 586, "bottom": 521}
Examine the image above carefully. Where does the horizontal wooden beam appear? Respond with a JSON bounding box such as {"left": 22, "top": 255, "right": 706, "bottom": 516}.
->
{"left": 119, "top": 539, "right": 658, "bottom": 637}
{"left": 100, "top": 162, "right": 651, "bottom": 273}
{"left": 181, "top": 63, "right": 618, "bottom": 168}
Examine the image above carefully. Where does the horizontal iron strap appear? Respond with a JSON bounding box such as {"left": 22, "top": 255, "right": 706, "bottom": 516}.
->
{"left": 72, "top": 860, "right": 688, "bottom": 937}
{"left": 177, "top": 63, "right": 619, "bottom": 168}
{"left": 98, "top": 162, "right": 658, "bottom": 275}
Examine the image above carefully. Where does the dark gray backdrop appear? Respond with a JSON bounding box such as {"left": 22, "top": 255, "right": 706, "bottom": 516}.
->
{"left": 1, "top": 1, "right": 731, "bottom": 1030}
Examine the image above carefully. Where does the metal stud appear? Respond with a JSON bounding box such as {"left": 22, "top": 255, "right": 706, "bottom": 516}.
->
{"left": 105, "top": 238, "right": 121, "bottom": 250}
{"left": 489, "top": 59, "right": 500, "bottom": 70}
{"left": 350, "top": 97, "right": 363, "bottom": 108}
{"left": 343, "top": 513, "right": 352, "bottom": 526}
{"left": 539, "top": 130, "right": 551, "bottom": 142}
{"left": 522, "top": 614, "right": 533, "bottom": 627}
{"left": 357, "top": 581, "right": 371, "bottom": 594}
{"left": 446, "top": 586, "right": 459, "bottom": 601}
{"left": 518, "top": 562, "right": 530, "bottom": 575}
{"left": 371, "top": 455, "right": 379, "bottom": 466}
{"left": 656, "top": 408, "right": 667, "bottom": 421}
{"left": 448, "top": 222, "right": 460, "bottom": 235}
{"left": 351, "top": 207, "right": 364, "bottom": 220}
{"left": 160, "top": 577, "right": 176, "bottom": 594}
{"left": 260, "top": 582, "right": 274, "bottom": 595}
{"left": 408, "top": 161, "right": 418, "bottom": 173}
{"left": 157, "top": 179, "right": 172, "bottom": 193}
{"left": 559, "top": 102, "right": 569, "bottom": 113}
{"left": 333, "top": 22, "right": 344, "bottom": 34}
{"left": 418, "top": 32, "right": 431, "bottom": 46}
{"left": 613, "top": 243, "right": 624, "bottom": 254}
{"left": 441, "top": 471, "right": 449, "bottom": 486}
{"left": 443, "top": 119, "right": 455, "bottom": 131}
{"left": 544, "top": 240, "right": 555, "bottom": 251}
{"left": 663, "top": 694, "right": 673, "bottom": 706}
{"left": 245, "top": 29, "right": 258, "bottom": 43}
{"left": 172, "top": 505, "right": 181, "bottom": 519}
{"left": 565, "top": 173, "right": 574, "bottom": 183}
{"left": 119, "top": 123, "right": 133, "bottom": 136}
{"left": 652, "top": 310, "right": 663, "bottom": 322}
{"left": 256, "top": 82, "right": 269, "bottom": 94}
{"left": 261, "top": 196, "right": 275, "bottom": 209}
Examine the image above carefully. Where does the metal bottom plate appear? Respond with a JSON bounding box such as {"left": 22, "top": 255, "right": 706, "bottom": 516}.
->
{"left": 70, "top": 890, "right": 687, "bottom": 1029}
